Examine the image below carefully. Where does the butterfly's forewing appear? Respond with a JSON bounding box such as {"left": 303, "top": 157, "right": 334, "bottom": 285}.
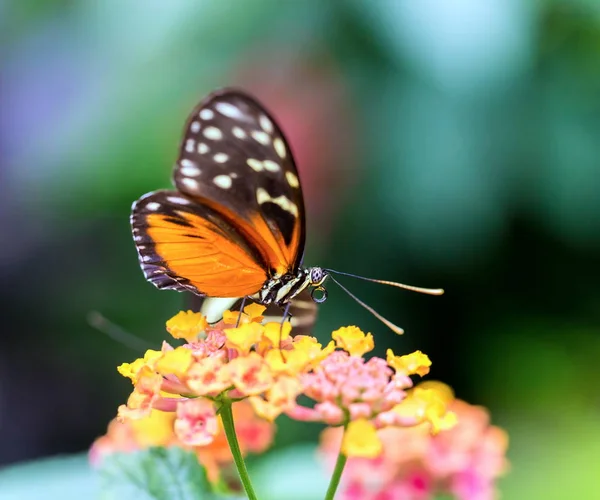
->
{"left": 188, "top": 289, "right": 318, "bottom": 336}
{"left": 173, "top": 89, "right": 306, "bottom": 277}
{"left": 131, "top": 190, "right": 268, "bottom": 297}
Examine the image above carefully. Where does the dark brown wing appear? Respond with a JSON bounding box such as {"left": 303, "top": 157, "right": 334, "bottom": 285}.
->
{"left": 172, "top": 88, "right": 306, "bottom": 277}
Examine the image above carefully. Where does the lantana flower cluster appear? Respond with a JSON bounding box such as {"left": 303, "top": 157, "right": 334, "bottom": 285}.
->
{"left": 319, "top": 386, "right": 510, "bottom": 500}
{"left": 90, "top": 400, "right": 273, "bottom": 482}
{"left": 112, "top": 305, "right": 456, "bottom": 462}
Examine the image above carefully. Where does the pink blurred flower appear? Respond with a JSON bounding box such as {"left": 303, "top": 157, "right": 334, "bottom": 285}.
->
{"left": 319, "top": 396, "right": 509, "bottom": 500}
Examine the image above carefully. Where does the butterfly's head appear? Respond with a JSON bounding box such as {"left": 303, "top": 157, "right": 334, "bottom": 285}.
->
{"left": 307, "top": 267, "right": 329, "bottom": 304}
{"left": 308, "top": 267, "right": 328, "bottom": 287}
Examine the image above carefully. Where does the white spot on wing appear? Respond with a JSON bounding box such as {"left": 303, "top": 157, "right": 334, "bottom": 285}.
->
{"left": 198, "top": 143, "right": 209, "bottom": 154}
{"left": 199, "top": 109, "right": 214, "bottom": 120}
{"left": 233, "top": 126, "right": 246, "bottom": 139}
{"left": 167, "top": 196, "right": 190, "bottom": 205}
{"left": 286, "top": 171, "right": 299, "bottom": 188}
{"left": 273, "top": 138, "right": 286, "bottom": 159}
{"left": 146, "top": 202, "right": 161, "bottom": 211}
{"left": 247, "top": 158, "right": 264, "bottom": 172}
{"left": 190, "top": 121, "right": 201, "bottom": 133}
{"left": 185, "top": 139, "right": 195, "bottom": 153}
{"left": 203, "top": 126, "right": 223, "bottom": 140}
{"left": 181, "top": 165, "right": 200, "bottom": 176}
{"left": 213, "top": 153, "right": 229, "bottom": 163}
{"left": 181, "top": 178, "right": 199, "bottom": 191}
{"left": 213, "top": 175, "right": 232, "bottom": 189}
{"left": 180, "top": 159, "right": 200, "bottom": 176}
{"left": 263, "top": 160, "right": 280, "bottom": 172}
{"left": 259, "top": 115, "right": 274, "bottom": 134}
{"left": 251, "top": 130, "right": 270, "bottom": 145}
{"left": 215, "top": 102, "right": 245, "bottom": 119}
{"left": 255, "top": 188, "right": 298, "bottom": 216}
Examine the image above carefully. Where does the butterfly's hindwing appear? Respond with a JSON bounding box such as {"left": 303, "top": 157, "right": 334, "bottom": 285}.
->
{"left": 131, "top": 190, "right": 268, "bottom": 297}
{"left": 173, "top": 89, "right": 306, "bottom": 276}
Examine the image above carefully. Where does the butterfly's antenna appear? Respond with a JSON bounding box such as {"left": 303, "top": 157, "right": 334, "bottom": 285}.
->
{"left": 87, "top": 311, "right": 152, "bottom": 351}
{"left": 324, "top": 269, "right": 444, "bottom": 296}
{"left": 327, "top": 275, "right": 405, "bottom": 335}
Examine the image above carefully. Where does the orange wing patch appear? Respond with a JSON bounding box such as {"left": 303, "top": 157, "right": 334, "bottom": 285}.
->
{"left": 145, "top": 211, "right": 267, "bottom": 297}
{"left": 193, "top": 196, "right": 300, "bottom": 276}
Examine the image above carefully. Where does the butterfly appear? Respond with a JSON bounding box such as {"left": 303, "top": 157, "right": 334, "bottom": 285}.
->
{"left": 131, "top": 88, "right": 443, "bottom": 333}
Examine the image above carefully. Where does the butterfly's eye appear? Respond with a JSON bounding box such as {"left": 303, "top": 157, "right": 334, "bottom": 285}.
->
{"left": 309, "top": 267, "right": 327, "bottom": 286}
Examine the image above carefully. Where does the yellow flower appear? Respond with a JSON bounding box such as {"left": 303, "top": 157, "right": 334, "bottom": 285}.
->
{"left": 166, "top": 311, "right": 208, "bottom": 342}
{"left": 249, "top": 376, "right": 302, "bottom": 421}
{"left": 387, "top": 349, "right": 431, "bottom": 377}
{"left": 342, "top": 419, "right": 382, "bottom": 458}
{"left": 292, "top": 336, "right": 335, "bottom": 367}
{"left": 118, "top": 349, "right": 162, "bottom": 383}
{"left": 262, "top": 321, "right": 292, "bottom": 346}
{"left": 224, "top": 322, "right": 264, "bottom": 355}
{"left": 394, "top": 381, "right": 457, "bottom": 434}
{"left": 131, "top": 410, "right": 176, "bottom": 447}
{"left": 154, "top": 346, "right": 193, "bottom": 379}
{"left": 263, "top": 348, "right": 310, "bottom": 375}
{"left": 243, "top": 303, "right": 266, "bottom": 321}
{"left": 332, "top": 326, "right": 374, "bottom": 357}
{"left": 223, "top": 303, "right": 266, "bottom": 325}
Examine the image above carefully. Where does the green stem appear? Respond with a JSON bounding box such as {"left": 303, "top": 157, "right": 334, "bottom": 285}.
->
{"left": 324, "top": 425, "right": 349, "bottom": 500}
{"left": 220, "top": 400, "right": 258, "bottom": 500}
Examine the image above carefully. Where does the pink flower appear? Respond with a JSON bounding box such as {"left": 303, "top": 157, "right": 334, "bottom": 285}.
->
{"left": 319, "top": 396, "right": 509, "bottom": 500}
{"left": 293, "top": 351, "right": 410, "bottom": 424}
{"left": 174, "top": 399, "right": 219, "bottom": 447}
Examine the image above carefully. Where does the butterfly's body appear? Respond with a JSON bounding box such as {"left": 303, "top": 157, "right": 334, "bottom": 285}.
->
{"left": 257, "top": 266, "right": 327, "bottom": 306}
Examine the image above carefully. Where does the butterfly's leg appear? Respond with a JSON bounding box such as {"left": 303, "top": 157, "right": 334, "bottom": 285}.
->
{"left": 235, "top": 296, "right": 248, "bottom": 327}
{"left": 277, "top": 301, "right": 293, "bottom": 349}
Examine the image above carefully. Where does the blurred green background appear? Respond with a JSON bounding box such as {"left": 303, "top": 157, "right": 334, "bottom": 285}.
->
{"left": 2, "top": 1, "right": 600, "bottom": 498}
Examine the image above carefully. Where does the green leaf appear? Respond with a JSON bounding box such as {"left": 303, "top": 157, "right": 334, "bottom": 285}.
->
{"left": 99, "top": 447, "right": 212, "bottom": 500}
